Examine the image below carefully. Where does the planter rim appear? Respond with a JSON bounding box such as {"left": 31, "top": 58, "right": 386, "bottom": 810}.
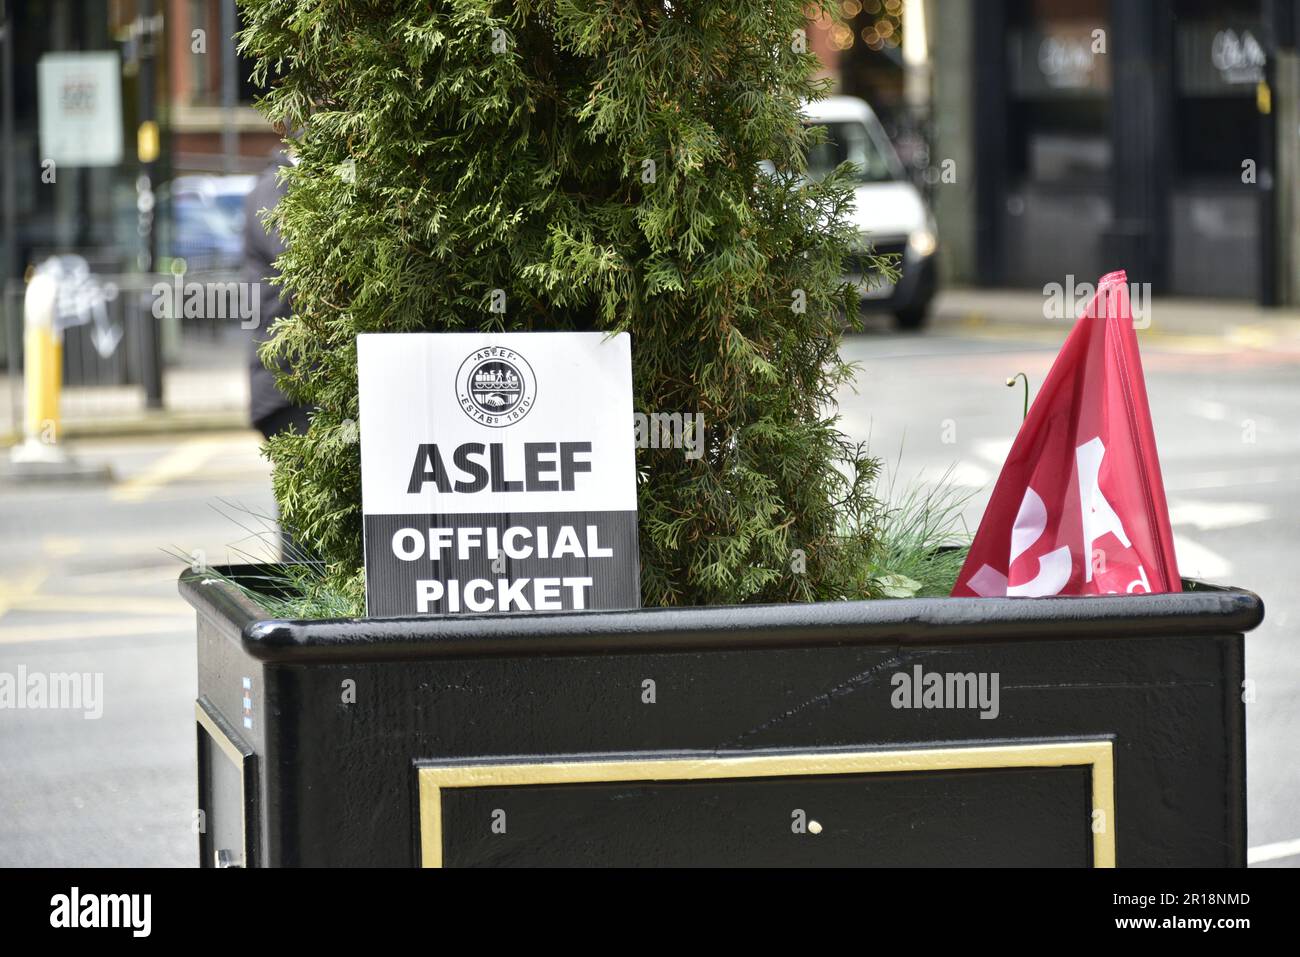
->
{"left": 179, "top": 564, "right": 1264, "bottom": 664}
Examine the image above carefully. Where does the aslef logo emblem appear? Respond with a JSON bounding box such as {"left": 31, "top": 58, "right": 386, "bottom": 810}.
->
{"left": 455, "top": 347, "right": 536, "bottom": 428}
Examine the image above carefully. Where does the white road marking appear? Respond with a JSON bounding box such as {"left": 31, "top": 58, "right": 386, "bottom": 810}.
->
{"left": 1248, "top": 837, "right": 1300, "bottom": 865}
{"left": 1166, "top": 464, "right": 1300, "bottom": 491}
{"left": 1166, "top": 500, "right": 1270, "bottom": 531}
{"left": 1188, "top": 398, "right": 1229, "bottom": 422}
{"left": 974, "top": 438, "right": 1014, "bottom": 467}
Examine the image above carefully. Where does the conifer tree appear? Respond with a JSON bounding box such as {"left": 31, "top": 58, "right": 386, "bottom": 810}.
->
{"left": 239, "top": 0, "right": 882, "bottom": 610}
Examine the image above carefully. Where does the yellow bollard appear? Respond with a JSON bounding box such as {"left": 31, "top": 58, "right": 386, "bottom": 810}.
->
{"left": 15, "top": 271, "right": 63, "bottom": 457}
{"left": 6, "top": 265, "right": 111, "bottom": 480}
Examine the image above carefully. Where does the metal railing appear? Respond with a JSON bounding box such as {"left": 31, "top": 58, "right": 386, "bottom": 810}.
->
{"left": 2, "top": 259, "right": 251, "bottom": 438}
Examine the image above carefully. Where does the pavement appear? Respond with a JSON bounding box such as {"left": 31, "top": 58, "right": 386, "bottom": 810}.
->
{"left": 0, "top": 287, "right": 1296, "bottom": 867}
{"left": 0, "top": 432, "right": 274, "bottom": 867}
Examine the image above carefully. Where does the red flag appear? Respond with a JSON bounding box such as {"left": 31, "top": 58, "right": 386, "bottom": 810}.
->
{"left": 953, "top": 270, "right": 1180, "bottom": 598}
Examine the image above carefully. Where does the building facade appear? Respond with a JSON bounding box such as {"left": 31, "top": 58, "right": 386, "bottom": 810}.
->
{"left": 933, "top": 0, "right": 1297, "bottom": 303}
{"left": 1, "top": 0, "right": 276, "bottom": 284}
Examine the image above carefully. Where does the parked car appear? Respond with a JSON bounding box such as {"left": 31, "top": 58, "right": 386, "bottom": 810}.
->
{"left": 802, "top": 96, "right": 938, "bottom": 330}
{"left": 157, "top": 174, "right": 257, "bottom": 272}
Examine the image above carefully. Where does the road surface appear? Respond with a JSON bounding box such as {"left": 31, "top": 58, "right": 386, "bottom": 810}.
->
{"left": 0, "top": 311, "right": 1296, "bottom": 866}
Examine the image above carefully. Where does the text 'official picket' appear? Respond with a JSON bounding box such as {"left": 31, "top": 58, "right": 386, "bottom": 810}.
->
{"left": 391, "top": 524, "right": 614, "bottom": 562}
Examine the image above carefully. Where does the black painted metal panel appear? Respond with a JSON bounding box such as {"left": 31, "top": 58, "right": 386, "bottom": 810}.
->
{"left": 440, "top": 768, "right": 1093, "bottom": 868}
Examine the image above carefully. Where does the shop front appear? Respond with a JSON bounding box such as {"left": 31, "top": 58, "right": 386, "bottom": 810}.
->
{"left": 974, "top": 0, "right": 1275, "bottom": 302}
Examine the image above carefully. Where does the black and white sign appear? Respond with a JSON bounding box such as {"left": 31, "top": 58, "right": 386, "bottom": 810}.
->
{"left": 357, "top": 332, "right": 639, "bottom": 617}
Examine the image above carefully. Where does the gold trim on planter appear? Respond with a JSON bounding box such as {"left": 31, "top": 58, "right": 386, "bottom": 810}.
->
{"left": 417, "top": 740, "right": 1116, "bottom": 868}
{"left": 196, "top": 699, "right": 248, "bottom": 767}
{"left": 195, "top": 698, "right": 256, "bottom": 868}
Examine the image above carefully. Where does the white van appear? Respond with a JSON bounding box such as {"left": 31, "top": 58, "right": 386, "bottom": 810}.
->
{"left": 802, "top": 96, "right": 938, "bottom": 329}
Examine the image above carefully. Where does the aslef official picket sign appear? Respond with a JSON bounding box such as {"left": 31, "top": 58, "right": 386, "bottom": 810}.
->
{"left": 356, "top": 332, "right": 641, "bottom": 618}
{"left": 182, "top": 566, "right": 1261, "bottom": 868}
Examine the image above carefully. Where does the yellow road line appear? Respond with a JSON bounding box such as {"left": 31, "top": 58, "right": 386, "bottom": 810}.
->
{"left": 110, "top": 437, "right": 228, "bottom": 503}
{"left": 57, "top": 563, "right": 180, "bottom": 583}
{"left": 1226, "top": 325, "right": 1278, "bottom": 349}
{"left": 0, "top": 594, "right": 186, "bottom": 616}
{"left": 956, "top": 323, "right": 1261, "bottom": 355}
{"left": 0, "top": 616, "right": 191, "bottom": 644}
{"left": 0, "top": 569, "right": 50, "bottom": 618}
{"left": 41, "top": 536, "right": 84, "bottom": 557}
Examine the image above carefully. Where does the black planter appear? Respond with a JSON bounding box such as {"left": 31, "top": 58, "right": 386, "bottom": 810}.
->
{"left": 181, "top": 565, "right": 1262, "bottom": 867}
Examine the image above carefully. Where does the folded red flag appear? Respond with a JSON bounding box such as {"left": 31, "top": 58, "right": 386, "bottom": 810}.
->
{"left": 953, "top": 270, "right": 1180, "bottom": 597}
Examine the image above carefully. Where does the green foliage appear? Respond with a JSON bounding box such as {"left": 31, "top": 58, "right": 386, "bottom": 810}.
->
{"left": 168, "top": 502, "right": 366, "bottom": 618}
{"left": 239, "top": 0, "right": 887, "bottom": 609}
{"left": 207, "top": 562, "right": 366, "bottom": 620}
{"left": 865, "top": 466, "right": 974, "bottom": 598}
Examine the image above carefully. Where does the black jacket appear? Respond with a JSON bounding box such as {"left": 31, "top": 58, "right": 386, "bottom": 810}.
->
{"left": 243, "top": 151, "right": 304, "bottom": 430}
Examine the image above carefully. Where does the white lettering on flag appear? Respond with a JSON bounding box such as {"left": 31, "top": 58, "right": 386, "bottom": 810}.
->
{"left": 1075, "top": 437, "right": 1132, "bottom": 583}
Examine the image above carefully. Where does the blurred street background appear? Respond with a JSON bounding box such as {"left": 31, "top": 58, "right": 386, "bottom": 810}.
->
{"left": 1, "top": 0, "right": 1297, "bottom": 866}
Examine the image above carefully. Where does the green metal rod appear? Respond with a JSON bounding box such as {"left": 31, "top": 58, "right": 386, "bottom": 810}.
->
{"left": 1005, "top": 372, "right": 1029, "bottom": 421}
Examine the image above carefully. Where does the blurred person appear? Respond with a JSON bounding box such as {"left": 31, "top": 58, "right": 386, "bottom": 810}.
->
{"left": 243, "top": 148, "right": 313, "bottom": 443}
{"left": 244, "top": 148, "right": 314, "bottom": 557}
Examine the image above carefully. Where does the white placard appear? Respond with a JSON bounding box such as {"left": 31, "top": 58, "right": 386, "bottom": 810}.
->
{"left": 38, "top": 52, "right": 124, "bottom": 168}
{"left": 357, "top": 332, "right": 639, "bottom": 617}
